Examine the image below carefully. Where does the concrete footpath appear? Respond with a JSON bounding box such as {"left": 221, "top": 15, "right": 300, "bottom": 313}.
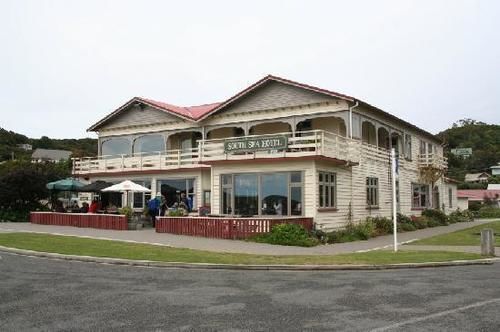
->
{"left": 0, "top": 219, "right": 496, "bottom": 255}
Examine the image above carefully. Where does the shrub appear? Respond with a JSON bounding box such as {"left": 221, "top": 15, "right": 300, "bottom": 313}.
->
{"left": 477, "top": 207, "right": 500, "bottom": 219}
{"left": 399, "top": 222, "right": 417, "bottom": 232}
{"left": 422, "top": 209, "right": 449, "bottom": 226}
{"left": 371, "top": 216, "right": 392, "bottom": 235}
{"left": 426, "top": 217, "right": 441, "bottom": 228}
{"left": 348, "top": 219, "right": 375, "bottom": 240}
{"left": 168, "top": 209, "right": 187, "bottom": 217}
{"left": 411, "top": 215, "right": 429, "bottom": 229}
{"left": 448, "top": 209, "right": 474, "bottom": 223}
{"left": 252, "top": 223, "right": 319, "bottom": 247}
{"left": 397, "top": 213, "right": 412, "bottom": 224}
{"left": 325, "top": 219, "right": 377, "bottom": 243}
{"left": 118, "top": 206, "right": 134, "bottom": 220}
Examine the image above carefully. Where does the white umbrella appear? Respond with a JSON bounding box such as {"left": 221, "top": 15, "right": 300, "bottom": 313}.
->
{"left": 102, "top": 180, "right": 151, "bottom": 193}
{"left": 102, "top": 180, "right": 151, "bottom": 207}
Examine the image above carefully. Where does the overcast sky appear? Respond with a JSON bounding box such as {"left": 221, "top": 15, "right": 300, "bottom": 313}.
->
{"left": 0, "top": 0, "right": 498, "bottom": 139}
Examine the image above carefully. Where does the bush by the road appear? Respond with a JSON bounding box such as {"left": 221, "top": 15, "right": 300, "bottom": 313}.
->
{"left": 476, "top": 207, "right": 500, "bottom": 219}
{"left": 251, "top": 223, "right": 319, "bottom": 247}
{"left": 321, "top": 209, "right": 476, "bottom": 244}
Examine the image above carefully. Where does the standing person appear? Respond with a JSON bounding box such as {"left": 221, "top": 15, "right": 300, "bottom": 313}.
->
{"left": 159, "top": 195, "right": 168, "bottom": 216}
{"left": 147, "top": 193, "right": 160, "bottom": 227}
{"left": 180, "top": 192, "right": 192, "bottom": 212}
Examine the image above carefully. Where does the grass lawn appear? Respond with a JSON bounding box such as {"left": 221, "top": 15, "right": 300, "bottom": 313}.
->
{"left": 412, "top": 220, "right": 500, "bottom": 247}
{"left": 0, "top": 233, "right": 484, "bottom": 265}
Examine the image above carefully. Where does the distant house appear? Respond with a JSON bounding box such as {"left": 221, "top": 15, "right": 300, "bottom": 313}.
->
{"left": 457, "top": 189, "right": 500, "bottom": 208}
{"left": 17, "top": 143, "right": 32, "bottom": 151}
{"left": 491, "top": 163, "right": 500, "bottom": 176}
{"left": 31, "top": 148, "right": 72, "bottom": 163}
{"left": 464, "top": 172, "right": 491, "bottom": 183}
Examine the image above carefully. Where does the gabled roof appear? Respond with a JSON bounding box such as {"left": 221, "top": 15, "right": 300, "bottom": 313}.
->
{"left": 87, "top": 75, "right": 441, "bottom": 142}
{"left": 464, "top": 172, "right": 491, "bottom": 182}
{"left": 88, "top": 97, "right": 221, "bottom": 131}
{"left": 457, "top": 189, "right": 500, "bottom": 201}
{"left": 196, "top": 74, "right": 355, "bottom": 121}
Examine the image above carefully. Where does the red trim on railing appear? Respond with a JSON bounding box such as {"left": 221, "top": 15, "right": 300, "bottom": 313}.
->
{"left": 30, "top": 212, "right": 128, "bottom": 230}
{"left": 155, "top": 216, "right": 313, "bottom": 239}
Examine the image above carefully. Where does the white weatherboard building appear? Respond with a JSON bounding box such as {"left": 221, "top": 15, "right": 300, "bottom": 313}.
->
{"left": 73, "top": 75, "right": 455, "bottom": 230}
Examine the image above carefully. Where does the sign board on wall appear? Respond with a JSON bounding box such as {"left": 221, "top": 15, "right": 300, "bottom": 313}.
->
{"left": 451, "top": 148, "right": 472, "bottom": 158}
{"left": 224, "top": 135, "right": 288, "bottom": 153}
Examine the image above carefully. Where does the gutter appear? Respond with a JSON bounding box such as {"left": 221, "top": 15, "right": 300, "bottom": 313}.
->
{"left": 349, "top": 101, "right": 359, "bottom": 139}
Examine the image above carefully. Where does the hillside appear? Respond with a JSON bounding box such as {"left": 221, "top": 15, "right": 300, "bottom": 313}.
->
{"left": 437, "top": 119, "right": 500, "bottom": 181}
{"left": 0, "top": 128, "right": 97, "bottom": 161}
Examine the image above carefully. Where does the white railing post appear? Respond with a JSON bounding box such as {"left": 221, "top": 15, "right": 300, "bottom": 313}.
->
{"left": 140, "top": 153, "right": 143, "bottom": 170}
{"left": 158, "top": 151, "right": 162, "bottom": 169}
{"left": 121, "top": 155, "right": 124, "bottom": 170}
{"left": 177, "top": 150, "right": 181, "bottom": 166}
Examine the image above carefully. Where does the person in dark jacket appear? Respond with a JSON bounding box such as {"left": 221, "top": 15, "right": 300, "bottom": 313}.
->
{"left": 147, "top": 194, "right": 161, "bottom": 227}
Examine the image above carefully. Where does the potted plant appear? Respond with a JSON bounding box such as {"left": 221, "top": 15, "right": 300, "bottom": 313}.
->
{"left": 118, "top": 206, "right": 137, "bottom": 230}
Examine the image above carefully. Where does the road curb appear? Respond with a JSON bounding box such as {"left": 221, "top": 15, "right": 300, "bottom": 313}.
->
{"left": 0, "top": 245, "right": 497, "bottom": 271}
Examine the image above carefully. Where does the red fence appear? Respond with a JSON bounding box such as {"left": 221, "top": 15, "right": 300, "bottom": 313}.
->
{"left": 155, "top": 216, "right": 313, "bottom": 239}
{"left": 30, "top": 212, "right": 128, "bottom": 230}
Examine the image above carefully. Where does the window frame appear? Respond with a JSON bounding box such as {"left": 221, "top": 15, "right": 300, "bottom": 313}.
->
{"left": 412, "top": 183, "right": 429, "bottom": 209}
{"left": 366, "top": 177, "right": 379, "bottom": 207}
{"left": 220, "top": 171, "right": 304, "bottom": 216}
{"left": 318, "top": 171, "right": 337, "bottom": 209}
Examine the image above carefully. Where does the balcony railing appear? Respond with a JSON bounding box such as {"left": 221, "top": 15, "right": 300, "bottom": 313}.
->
{"left": 73, "top": 130, "right": 444, "bottom": 174}
{"left": 418, "top": 153, "right": 448, "bottom": 169}
{"left": 73, "top": 130, "right": 359, "bottom": 174}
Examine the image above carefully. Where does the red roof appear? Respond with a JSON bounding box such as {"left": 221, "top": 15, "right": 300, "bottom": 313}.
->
{"left": 138, "top": 97, "right": 221, "bottom": 121}
{"left": 87, "top": 74, "right": 442, "bottom": 142}
{"left": 457, "top": 190, "right": 500, "bottom": 201}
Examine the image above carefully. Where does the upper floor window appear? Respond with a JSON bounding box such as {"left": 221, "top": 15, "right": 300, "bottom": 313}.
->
{"left": 133, "top": 134, "right": 165, "bottom": 155}
{"left": 101, "top": 138, "right": 131, "bottom": 157}
{"left": 366, "top": 177, "right": 379, "bottom": 207}
{"left": 404, "top": 134, "right": 412, "bottom": 160}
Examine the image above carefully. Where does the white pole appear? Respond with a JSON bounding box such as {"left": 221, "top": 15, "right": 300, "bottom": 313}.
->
{"left": 391, "top": 148, "right": 398, "bottom": 252}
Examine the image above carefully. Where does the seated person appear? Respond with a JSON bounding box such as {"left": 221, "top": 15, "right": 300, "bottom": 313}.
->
{"left": 88, "top": 199, "right": 99, "bottom": 213}
{"left": 80, "top": 202, "right": 89, "bottom": 213}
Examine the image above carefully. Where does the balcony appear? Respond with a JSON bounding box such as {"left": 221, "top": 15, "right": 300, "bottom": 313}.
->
{"left": 418, "top": 153, "right": 448, "bottom": 170}
{"left": 73, "top": 130, "right": 362, "bottom": 175}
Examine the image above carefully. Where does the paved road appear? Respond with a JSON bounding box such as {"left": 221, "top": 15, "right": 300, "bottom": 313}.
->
{"left": 0, "top": 219, "right": 496, "bottom": 255}
{"left": 1, "top": 253, "right": 499, "bottom": 331}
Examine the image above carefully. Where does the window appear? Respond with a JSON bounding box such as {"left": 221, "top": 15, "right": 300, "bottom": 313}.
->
{"left": 318, "top": 172, "right": 336, "bottom": 208}
{"left": 101, "top": 138, "right": 131, "bottom": 157}
{"left": 203, "top": 190, "right": 211, "bottom": 207}
{"left": 366, "top": 177, "right": 379, "bottom": 207}
{"left": 234, "top": 174, "right": 258, "bottom": 215}
{"left": 132, "top": 180, "right": 151, "bottom": 209}
{"left": 419, "top": 140, "right": 426, "bottom": 155}
{"left": 448, "top": 187, "right": 453, "bottom": 208}
{"left": 412, "top": 183, "right": 429, "bottom": 208}
{"left": 157, "top": 178, "right": 195, "bottom": 208}
{"left": 404, "top": 134, "right": 412, "bottom": 160}
{"left": 220, "top": 172, "right": 303, "bottom": 216}
{"left": 133, "top": 134, "right": 165, "bottom": 155}
{"left": 221, "top": 175, "right": 233, "bottom": 214}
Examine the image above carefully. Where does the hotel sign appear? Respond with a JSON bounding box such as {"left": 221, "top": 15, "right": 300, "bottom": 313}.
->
{"left": 224, "top": 135, "right": 288, "bottom": 153}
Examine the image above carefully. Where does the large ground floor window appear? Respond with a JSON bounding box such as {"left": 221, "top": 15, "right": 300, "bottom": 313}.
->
{"left": 132, "top": 180, "right": 151, "bottom": 209}
{"left": 157, "top": 178, "right": 195, "bottom": 208}
{"left": 412, "top": 183, "right": 429, "bottom": 208}
{"left": 221, "top": 171, "right": 303, "bottom": 216}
